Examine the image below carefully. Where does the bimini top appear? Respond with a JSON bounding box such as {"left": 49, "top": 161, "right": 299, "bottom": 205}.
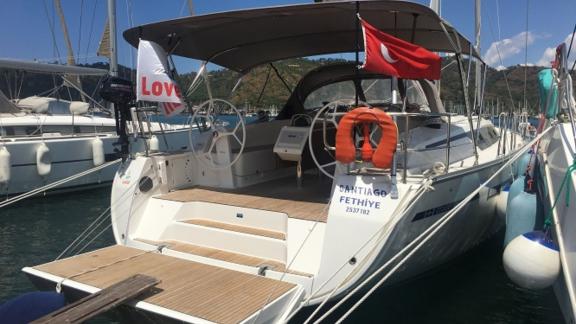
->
{"left": 123, "top": 0, "right": 479, "bottom": 73}
{"left": 0, "top": 58, "right": 108, "bottom": 76}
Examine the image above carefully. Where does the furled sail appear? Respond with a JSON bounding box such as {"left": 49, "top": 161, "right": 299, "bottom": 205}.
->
{"left": 97, "top": 18, "right": 111, "bottom": 59}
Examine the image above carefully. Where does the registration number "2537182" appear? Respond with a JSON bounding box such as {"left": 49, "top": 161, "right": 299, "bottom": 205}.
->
{"left": 345, "top": 206, "right": 370, "bottom": 215}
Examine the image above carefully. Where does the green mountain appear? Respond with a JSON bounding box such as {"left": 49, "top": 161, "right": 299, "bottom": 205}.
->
{"left": 1, "top": 59, "right": 570, "bottom": 115}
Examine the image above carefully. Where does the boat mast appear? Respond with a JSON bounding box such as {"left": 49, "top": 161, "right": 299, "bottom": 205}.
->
{"left": 474, "top": 0, "right": 485, "bottom": 145}
{"left": 187, "top": 0, "right": 194, "bottom": 15}
{"left": 54, "top": 0, "right": 76, "bottom": 66}
{"left": 54, "top": 0, "right": 86, "bottom": 102}
{"left": 474, "top": 0, "right": 482, "bottom": 113}
{"left": 108, "top": 0, "right": 118, "bottom": 77}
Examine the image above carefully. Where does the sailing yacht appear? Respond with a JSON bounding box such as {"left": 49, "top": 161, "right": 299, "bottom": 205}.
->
{"left": 0, "top": 59, "right": 191, "bottom": 196}
{"left": 24, "top": 1, "right": 527, "bottom": 322}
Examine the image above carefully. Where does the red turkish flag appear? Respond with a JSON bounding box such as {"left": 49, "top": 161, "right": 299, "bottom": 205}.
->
{"left": 360, "top": 18, "right": 441, "bottom": 80}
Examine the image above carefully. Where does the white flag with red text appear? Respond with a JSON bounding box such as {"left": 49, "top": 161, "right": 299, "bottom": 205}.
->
{"left": 136, "top": 39, "right": 185, "bottom": 117}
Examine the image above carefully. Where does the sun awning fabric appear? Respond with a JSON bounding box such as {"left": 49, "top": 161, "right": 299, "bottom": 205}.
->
{"left": 123, "top": 0, "right": 479, "bottom": 73}
{"left": 0, "top": 59, "right": 108, "bottom": 76}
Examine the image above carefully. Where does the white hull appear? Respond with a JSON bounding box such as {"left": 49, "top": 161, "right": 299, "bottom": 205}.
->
{"left": 20, "top": 114, "right": 526, "bottom": 323}
{"left": 366, "top": 159, "right": 508, "bottom": 285}
{"left": 537, "top": 123, "right": 576, "bottom": 324}
{"left": 0, "top": 115, "right": 193, "bottom": 196}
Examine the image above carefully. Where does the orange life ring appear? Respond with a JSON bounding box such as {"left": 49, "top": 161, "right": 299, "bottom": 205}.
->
{"left": 335, "top": 107, "right": 398, "bottom": 169}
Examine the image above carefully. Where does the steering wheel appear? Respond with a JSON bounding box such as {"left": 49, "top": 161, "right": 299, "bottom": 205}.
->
{"left": 308, "top": 99, "right": 370, "bottom": 179}
{"left": 189, "top": 98, "right": 246, "bottom": 169}
{"left": 290, "top": 114, "right": 313, "bottom": 127}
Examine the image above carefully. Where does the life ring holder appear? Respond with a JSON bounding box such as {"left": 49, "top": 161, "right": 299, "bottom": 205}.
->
{"left": 307, "top": 99, "right": 370, "bottom": 179}
{"left": 334, "top": 107, "right": 398, "bottom": 169}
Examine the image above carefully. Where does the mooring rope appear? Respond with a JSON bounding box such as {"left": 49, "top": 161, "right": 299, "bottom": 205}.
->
{"left": 298, "top": 183, "right": 429, "bottom": 324}
{"left": 54, "top": 206, "right": 112, "bottom": 260}
{"left": 54, "top": 174, "right": 146, "bottom": 261}
{"left": 309, "top": 126, "right": 553, "bottom": 324}
{"left": 544, "top": 159, "right": 576, "bottom": 230}
{"left": 0, "top": 158, "right": 121, "bottom": 209}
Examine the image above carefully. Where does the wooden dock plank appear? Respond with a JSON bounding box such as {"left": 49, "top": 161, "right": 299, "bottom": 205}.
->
{"left": 31, "top": 274, "right": 159, "bottom": 324}
{"left": 33, "top": 245, "right": 296, "bottom": 324}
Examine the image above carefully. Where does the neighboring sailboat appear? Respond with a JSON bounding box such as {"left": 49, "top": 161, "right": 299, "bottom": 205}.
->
{"left": 0, "top": 0, "right": 192, "bottom": 197}
{"left": 23, "top": 1, "right": 529, "bottom": 322}
{"left": 0, "top": 59, "right": 190, "bottom": 196}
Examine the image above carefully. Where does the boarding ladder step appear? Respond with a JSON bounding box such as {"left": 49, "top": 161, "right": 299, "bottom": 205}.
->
{"left": 31, "top": 274, "right": 159, "bottom": 324}
{"left": 181, "top": 219, "right": 286, "bottom": 240}
{"left": 23, "top": 245, "right": 304, "bottom": 324}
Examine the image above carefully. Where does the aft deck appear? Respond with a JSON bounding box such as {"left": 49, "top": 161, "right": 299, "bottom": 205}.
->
{"left": 157, "top": 176, "right": 332, "bottom": 222}
{"left": 28, "top": 245, "right": 296, "bottom": 324}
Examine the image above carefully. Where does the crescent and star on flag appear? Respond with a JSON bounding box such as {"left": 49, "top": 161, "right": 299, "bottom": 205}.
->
{"left": 380, "top": 43, "right": 398, "bottom": 64}
{"left": 358, "top": 14, "right": 441, "bottom": 80}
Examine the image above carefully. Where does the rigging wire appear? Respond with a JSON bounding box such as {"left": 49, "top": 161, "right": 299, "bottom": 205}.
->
{"left": 522, "top": 0, "right": 529, "bottom": 112}
{"left": 84, "top": 0, "right": 99, "bottom": 64}
{"left": 15, "top": 71, "right": 25, "bottom": 100}
{"left": 255, "top": 65, "right": 273, "bottom": 106}
{"left": 42, "top": 0, "right": 62, "bottom": 64}
{"left": 77, "top": 0, "right": 85, "bottom": 63}
{"left": 4, "top": 73, "right": 13, "bottom": 99}
{"left": 486, "top": 0, "right": 517, "bottom": 113}
{"left": 0, "top": 158, "right": 121, "bottom": 209}
{"left": 568, "top": 23, "right": 576, "bottom": 74}
{"left": 495, "top": 0, "right": 502, "bottom": 40}
{"left": 567, "top": 23, "right": 576, "bottom": 61}
{"left": 178, "top": 0, "right": 188, "bottom": 16}
{"left": 318, "top": 127, "right": 553, "bottom": 324}
{"left": 125, "top": 0, "right": 136, "bottom": 82}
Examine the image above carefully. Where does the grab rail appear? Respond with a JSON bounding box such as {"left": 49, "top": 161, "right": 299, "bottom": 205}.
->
{"left": 318, "top": 110, "right": 464, "bottom": 181}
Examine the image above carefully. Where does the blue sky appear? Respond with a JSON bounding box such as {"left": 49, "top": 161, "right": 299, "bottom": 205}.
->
{"left": 1, "top": 0, "right": 575, "bottom": 73}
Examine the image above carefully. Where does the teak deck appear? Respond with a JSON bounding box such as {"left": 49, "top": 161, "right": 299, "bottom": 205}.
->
{"left": 33, "top": 245, "right": 295, "bottom": 324}
{"left": 156, "top": 188, "right": 328, "bottom": 223}
{"left": 182, "top": 219, "right": 286, "bottom": 240}
{"left": 137, "top": 239, "right": 312, "bottom": 277}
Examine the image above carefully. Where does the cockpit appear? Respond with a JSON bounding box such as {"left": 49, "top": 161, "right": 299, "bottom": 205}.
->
{"left": 179, "top": 62, "right": 499, "bottom": 193}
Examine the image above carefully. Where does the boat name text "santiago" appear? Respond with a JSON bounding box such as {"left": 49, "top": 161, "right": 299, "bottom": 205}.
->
{"left": 338, "top": 185, "right": 387, "bottom": 213}
{"left": 338, "top": 185, "right": 387, "bottom": 197}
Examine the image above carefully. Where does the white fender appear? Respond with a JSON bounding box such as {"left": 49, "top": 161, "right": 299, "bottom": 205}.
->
{"left": 92, "top": 137, "right": 105, "bottom": 166}
{"left": 0, "top": 146, "right": 11, "bottom": 183}
{"left": 503, "top": 231, "right": 560, "bottom": 289}
{"left": 504, "top": 190, "right": 537, "bottom": 246}
{"left": 36, "top": 143, "right": 52, "bottom": 176}
{"left": 149, "top": 135, "right": 160, "bottom": 152}
{"left": 69, "top": 101, "right": 90, "bottom": 115}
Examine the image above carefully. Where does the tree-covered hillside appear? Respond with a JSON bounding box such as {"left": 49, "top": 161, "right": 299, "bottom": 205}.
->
{"left": 1, "top": 58, "right": 571, "bottom": 115}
